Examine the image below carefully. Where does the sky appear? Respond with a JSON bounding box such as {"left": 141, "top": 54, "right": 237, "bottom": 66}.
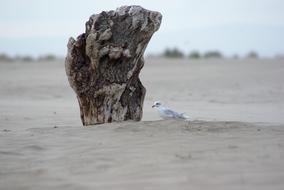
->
{"left": 0, "top": 0, "right": 284, "bottom": 57}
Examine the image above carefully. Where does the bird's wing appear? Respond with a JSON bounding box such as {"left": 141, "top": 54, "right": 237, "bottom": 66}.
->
{"left": 161, "top": 108, "right": 190, "bottom": 120}
{"left": 162, "top": 108, "right": 182, "bottom": 118}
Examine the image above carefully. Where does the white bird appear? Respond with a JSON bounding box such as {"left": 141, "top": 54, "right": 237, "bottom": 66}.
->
{"left": 152, "top": 101, "right": 190, "bottom": 120}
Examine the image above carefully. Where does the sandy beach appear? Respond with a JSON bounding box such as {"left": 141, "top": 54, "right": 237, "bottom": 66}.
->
{"left": 1, "top": 58, "right": 284, "bottom": 189}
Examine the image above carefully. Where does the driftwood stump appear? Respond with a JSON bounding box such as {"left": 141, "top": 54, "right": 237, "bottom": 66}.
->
{"left": 65, "top": 6, "right": 162, "bottom": 125}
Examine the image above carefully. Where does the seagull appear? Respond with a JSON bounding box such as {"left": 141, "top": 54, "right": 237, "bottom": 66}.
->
{"left": 152, "top": 101, "right": 190, "bottom": 120}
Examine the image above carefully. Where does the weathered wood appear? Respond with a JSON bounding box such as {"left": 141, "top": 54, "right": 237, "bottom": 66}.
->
{"left": 65, "top": 6, "right": 162, "bottom": 125}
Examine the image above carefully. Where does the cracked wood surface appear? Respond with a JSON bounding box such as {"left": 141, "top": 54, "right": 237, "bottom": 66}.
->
{"left": 65, "top": 5, "right": 162, "bottom": 125}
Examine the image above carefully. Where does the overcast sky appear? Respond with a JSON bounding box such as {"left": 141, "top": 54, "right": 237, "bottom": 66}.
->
{"left": 1, "top": 0, "right": 284, "bottom": 57}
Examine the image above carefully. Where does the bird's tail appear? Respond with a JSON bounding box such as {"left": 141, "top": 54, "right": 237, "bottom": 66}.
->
{"left": 180, "top": 113, "right": 190, "bottom": 121}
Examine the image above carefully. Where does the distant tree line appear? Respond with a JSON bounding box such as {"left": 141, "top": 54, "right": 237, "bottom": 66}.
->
{"left": 160, "top": 48, "right": 260, "bottom": 59}
{"left": 0, "top": 53, "right": 60, "bottom": 62}
{"left": 1, "top": 49, "right": 278, "bottom": 63}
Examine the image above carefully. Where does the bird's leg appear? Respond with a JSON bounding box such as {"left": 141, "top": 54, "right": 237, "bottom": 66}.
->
{"left": 184, "top": 120, "right": 191, "bottom": 130}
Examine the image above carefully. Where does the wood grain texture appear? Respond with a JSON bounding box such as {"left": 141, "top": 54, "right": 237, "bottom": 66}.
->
{"left": 65, "top": 6, "right": 162, "bottom": 125}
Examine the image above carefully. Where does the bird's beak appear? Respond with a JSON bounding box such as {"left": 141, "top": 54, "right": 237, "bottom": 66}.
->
{"left": 152, "top": 105, "right": 155, "bottom": 108}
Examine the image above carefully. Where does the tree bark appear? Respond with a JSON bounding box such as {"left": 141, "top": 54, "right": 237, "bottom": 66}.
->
{"left": 65, "top": 6, "right": 162, "bottom": 125}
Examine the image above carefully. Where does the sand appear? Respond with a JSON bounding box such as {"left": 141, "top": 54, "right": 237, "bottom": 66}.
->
{"left": 1, "top": 58, "right": 284, "bottom": 189}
